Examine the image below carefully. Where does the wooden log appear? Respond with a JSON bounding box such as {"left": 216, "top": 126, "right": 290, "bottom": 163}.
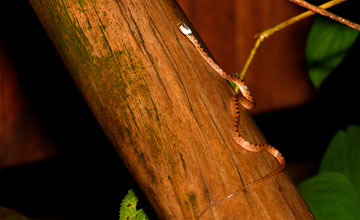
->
{"left": 28, "top": 0, "right": 315, "bottom": 219}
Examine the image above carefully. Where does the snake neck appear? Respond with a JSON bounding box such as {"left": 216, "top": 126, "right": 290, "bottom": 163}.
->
{"left": 187, "top": 35, "right": 231, "bottom": 79}
{"left": 186, "top": 35, "right": 255, "bottom": 110}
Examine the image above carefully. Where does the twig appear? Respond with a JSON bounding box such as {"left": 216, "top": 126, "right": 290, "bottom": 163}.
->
{"left": 291, "top": 0, "right": 360, "bottom": 31}
{"left": 236, "top": 0, "right": 346, "bottom": 93}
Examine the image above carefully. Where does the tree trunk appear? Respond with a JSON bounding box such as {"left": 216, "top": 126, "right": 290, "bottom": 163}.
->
{"left": 28, "top": 0, "right": 315, "bottom": 219}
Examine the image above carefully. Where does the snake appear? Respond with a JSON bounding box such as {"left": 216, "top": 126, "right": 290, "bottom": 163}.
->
{"left": 177, "top": 22, "right": 286, "bottom": 190}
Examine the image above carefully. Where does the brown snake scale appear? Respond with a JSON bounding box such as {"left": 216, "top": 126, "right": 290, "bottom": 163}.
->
{"left": 177, "top": 22, "right": 286, "bottom": 217}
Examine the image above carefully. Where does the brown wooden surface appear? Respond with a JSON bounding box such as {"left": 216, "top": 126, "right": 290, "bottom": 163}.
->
{"left": 178, "top": 0, "right": 314, "bottom": 113}
{"left": 0, "top": 45, "right": 55, "bottom": 169}
{"left": 28, "top": 0, "right": 314, "bottom": 219}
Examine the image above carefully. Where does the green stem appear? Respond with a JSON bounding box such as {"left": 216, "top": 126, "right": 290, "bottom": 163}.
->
{"left": 238, "top": 0, "right": 346, "bottom": 85}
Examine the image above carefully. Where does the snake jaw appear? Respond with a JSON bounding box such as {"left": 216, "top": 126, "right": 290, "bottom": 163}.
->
{"left": 177, "top": 22, "right": 193, "bottom": 36}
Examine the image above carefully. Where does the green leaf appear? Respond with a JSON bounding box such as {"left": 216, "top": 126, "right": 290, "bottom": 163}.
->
{"left": 120, "top": 189, "right": 150, "bottom": 220}
{"left": 306, "top": 16, "right": 359, "bottom": 88}
{"left": 320, "top": 125, "right": 360, "bottom": 190}
{"left": 135, "top": 209, "right": 149, "bottom": 220}
{"left": 229, "top": 81, "right": 237, "bottom": 90}
{"left": 298, "top": 125, "right": 360, "bottom": 219}
{"left": 298, "top": 172, "right": 360, "bottom": 220}
{"left": 229, "top": 72, "right": 240, "bottom": 91}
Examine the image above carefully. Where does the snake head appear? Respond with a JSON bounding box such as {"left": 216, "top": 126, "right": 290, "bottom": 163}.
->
{"left": 177, "top": 22, "right": 193, "bottom": 36}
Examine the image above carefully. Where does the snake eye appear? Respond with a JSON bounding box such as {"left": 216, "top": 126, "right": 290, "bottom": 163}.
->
{"left": 177, "top": 22, "right": 192, "bottom": 35}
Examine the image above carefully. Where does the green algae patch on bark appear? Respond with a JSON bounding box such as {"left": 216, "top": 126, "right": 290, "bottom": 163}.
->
{"left": 29, "top": 0, "right": 170, "bottom": 170}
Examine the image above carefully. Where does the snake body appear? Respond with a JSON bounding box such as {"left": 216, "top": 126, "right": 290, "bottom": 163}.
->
{"left": 177, "top": 22, "right": 285, "bottom": 188}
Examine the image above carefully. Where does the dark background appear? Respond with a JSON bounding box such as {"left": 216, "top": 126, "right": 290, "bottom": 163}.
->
{"left": 0, "top": 0, "right": 359, "bottom": 219}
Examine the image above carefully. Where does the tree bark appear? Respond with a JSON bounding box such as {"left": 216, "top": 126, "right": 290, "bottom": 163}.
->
{"left": 28, "top": 0, "right": 315, "bottom": 219}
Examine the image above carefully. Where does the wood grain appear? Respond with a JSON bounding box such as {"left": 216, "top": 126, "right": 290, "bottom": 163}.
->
{"left": 28, "top": 0, "right": 314, "bottom": 219}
